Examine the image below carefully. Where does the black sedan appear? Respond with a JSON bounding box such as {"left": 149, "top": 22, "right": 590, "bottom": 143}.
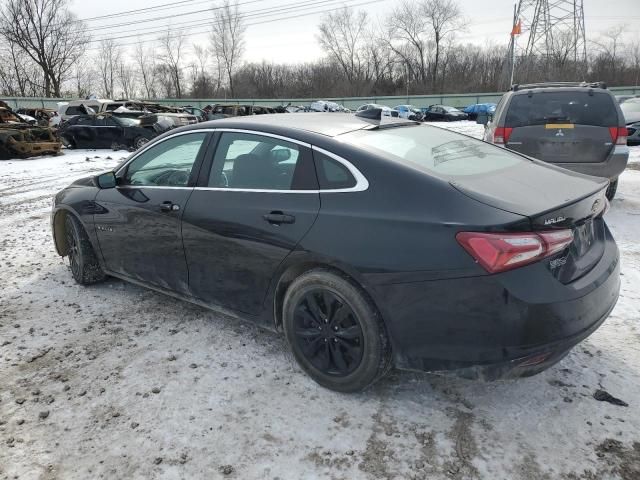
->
{"left": 51, "top": 111, "right": 620, "bottom": 392}
{"left": 59, "top": 114, "right": 154, "bottom": 150}
{"left": 422, "top": 105, "right": 469, "bottom": 121}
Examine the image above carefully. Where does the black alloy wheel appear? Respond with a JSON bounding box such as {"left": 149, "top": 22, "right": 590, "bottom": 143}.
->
{"left": 293, "top": 289, "right": 364, "bottom": 377}
{"left": 283, "top": 269, "right": 392, "bottom": 392}
{"left": 63, "top": 214, "right": 106, "bottom": 285}
{"left": 65, "top": 215, "right": 81, "bottom": 280}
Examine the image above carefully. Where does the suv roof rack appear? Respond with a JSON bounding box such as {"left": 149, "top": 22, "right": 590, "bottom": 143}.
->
{"left": 511, "top": 81, "right": 607, "bottom": 91}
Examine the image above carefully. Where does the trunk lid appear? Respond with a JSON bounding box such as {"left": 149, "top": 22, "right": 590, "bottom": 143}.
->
{"left": 451, "top": 161, "right": 609, "bottom": 283}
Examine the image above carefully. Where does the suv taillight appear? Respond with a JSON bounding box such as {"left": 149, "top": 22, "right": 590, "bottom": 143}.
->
{"left": 456, "top": 230, "right": 574, "bottom": 274}
{"left": 609, "top": 127, "right": 627, "bottom": 145}
{"left": 493, "top": 127, "right": 513, "bottom": 145}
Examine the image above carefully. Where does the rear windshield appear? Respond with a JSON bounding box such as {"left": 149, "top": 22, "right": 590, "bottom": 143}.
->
{"left": 506, "top": 91, "right": 618, "bottom": 127}
{"left": 341, "top": 126, "right": 524, "bottom": 177}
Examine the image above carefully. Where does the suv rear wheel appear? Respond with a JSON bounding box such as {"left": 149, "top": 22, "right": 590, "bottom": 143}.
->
{"left": 606, "top": 178, "right": 618, "bottom": 201}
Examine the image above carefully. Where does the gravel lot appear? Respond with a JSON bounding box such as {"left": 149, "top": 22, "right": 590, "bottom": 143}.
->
{"left": 1, "top": 122, "right": 639, "bottom": 480}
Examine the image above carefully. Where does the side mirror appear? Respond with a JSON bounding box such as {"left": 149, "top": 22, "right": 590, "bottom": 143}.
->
{"left": 96, "top": 171, "right": 117, "bottom": 189}
{"left": 476, "top": 112, "right": 489, "bottom": 125}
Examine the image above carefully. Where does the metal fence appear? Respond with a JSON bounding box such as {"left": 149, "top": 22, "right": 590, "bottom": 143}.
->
{"left": 3, "top": 86, "right": 640, "bottom": 110}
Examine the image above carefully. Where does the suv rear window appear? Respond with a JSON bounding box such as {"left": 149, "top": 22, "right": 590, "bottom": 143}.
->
{"left": 505, "top": 91, "right": 618, "bottom": 127}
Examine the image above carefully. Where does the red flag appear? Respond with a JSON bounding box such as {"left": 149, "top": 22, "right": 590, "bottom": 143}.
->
{"left": 511, "top": 20, "right": 522, "bottom": 36}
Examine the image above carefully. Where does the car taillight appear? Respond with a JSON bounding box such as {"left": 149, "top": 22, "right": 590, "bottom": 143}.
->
{"left": 456, "top": 229, "right": 574, "bottom": 274}
{"left": 493, "top": 127, "right": 513, "bottom": 145}
{"left": 608, "top": 126, "right": 627, "bottom": 145}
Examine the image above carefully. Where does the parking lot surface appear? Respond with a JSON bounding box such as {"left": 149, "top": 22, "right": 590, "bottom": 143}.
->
{"left": 1, "top": 123, "right": 639, "bottom": 480}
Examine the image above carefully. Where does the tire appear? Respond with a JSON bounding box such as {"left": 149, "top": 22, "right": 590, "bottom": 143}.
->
{"left": 64, "top": 214, "right": 106, "bottom": 285}
{"left": 134, "top": 136, "right": 149, "bottom": 150}
{"left": 606, "top": 178, "right": 618, "bottom": 201}
{"left": 282, "top": 269, "right": 392, "bottom": 393}
{"left": 61, "top": 135, "right": 75, "bottom": 149}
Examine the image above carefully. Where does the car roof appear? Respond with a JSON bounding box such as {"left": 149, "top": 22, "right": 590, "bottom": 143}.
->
{"left": 192, "top": 112, "right": 374, "bottom": 137}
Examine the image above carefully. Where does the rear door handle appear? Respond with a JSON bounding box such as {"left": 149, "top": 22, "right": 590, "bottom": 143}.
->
{"left": 263, "top": 211, "right": 295, "bottom": 225}
{"left": 160, "top": 201, "right": 180, "bottom": 212}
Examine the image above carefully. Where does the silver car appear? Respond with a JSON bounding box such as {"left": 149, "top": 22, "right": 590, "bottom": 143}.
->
{"left": 480, "top": 82, "right": 629, "bottom": 200}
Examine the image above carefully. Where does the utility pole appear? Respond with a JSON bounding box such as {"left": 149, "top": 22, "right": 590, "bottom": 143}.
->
{"left": 504, "top": 0, "right": 587, "bottom": 86}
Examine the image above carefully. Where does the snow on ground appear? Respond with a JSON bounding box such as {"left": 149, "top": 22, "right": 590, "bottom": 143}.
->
{"left": 1, "top": 130, "right": 639, "bottom": 480}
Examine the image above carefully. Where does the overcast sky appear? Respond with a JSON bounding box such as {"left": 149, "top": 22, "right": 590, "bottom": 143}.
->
{"left": 72, "top": 0, "right": 640, "bottom": 63}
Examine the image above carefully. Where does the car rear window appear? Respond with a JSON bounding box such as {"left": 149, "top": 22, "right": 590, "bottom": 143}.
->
{"left": 341, "top": 126, "right": 523, "bottom": 177}
{"left": 505, "top": 91, "right": 618, "bottom": 127}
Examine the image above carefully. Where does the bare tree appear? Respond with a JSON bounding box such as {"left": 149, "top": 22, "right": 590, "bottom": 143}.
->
{"left": 118, "top": 59, "right": 137, "bottom": 99}
{"left": 159, "top": 29, "right": 186, "bottom": 98}
{"left": 0, "top": 0, "right": 88, "bottom": 97}
{"left": 318, "top": 7, "right": 370, "bottom": 95}
{"left": 210, "top": 0, "right": 246, "bottom": 97}
{"left": 98, "top": 40, "right": 121, "bottom": 98}
{"left": 422, "top": 0, "right": 465, "bottom": 92}
{"left": 386, "top": 1, "right": 432, "bottom": 89}
{"left": 134, "top": 42, "right": 158, "bottom": 99}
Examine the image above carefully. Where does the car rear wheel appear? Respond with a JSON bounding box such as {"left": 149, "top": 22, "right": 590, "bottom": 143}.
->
{"left": 606, "top": 178, "right": 618, "bottom": 201}
{"left": 61, "top": 135, "right": 75, "bottom": 149}
{"left": 64, "top": 214, "right": 106, "bottom": 285}
{"left": 134, "top": 136, "right": 149, "bottom": 150}
{"left": 283, "top": 269, "right": 392, "bottom": 393}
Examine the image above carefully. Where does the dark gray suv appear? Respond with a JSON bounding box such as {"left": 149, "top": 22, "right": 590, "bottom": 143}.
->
{"left": 480, "top": 82, "right": 629, "bottom": 200}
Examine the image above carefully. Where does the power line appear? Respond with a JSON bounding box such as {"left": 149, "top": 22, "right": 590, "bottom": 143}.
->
{"left": 84, "top": 0, "right": 267, "bottom": 33}
{"left": 74, "top": 0, "right": 210, "bottom": 23}
{"left": 87, "top": 0, "right": 337, "bottom": 34}
{"left": 85, "top": 0, "right": 378, "bottom": 49}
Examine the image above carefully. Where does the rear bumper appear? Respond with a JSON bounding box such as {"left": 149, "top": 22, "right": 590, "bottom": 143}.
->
{"left": 553, "top": 145, "right": 628, "bottom": 180}
{"left": 370, "top": 225, "right": 620, "bottom": 377}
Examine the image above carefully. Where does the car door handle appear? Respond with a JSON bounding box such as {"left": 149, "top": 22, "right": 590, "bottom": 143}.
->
{"left": 159, "top": 201, "right": 180, "bottom": 212}
{"left": 263, "top": 211, "right": 295, "bottom": 225}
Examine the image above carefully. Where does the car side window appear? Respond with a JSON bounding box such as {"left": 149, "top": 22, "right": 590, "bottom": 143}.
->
{"left": 208, "top": 132, "right": 303, "bottom": 190}
{"left": 124, "top": 133, "right": 207, "bottom": 187}
{"left": 313, "top": 151, "right": 356, "bottom": 190}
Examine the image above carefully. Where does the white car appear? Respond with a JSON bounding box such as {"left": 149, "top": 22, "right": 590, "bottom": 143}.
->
{"left": 355, "top": 104, "right": 399, "bottom": 117}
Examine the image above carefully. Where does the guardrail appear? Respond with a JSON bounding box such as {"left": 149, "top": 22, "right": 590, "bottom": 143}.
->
{"left": 3, "top": 86, "right": 639, "bottom": 110}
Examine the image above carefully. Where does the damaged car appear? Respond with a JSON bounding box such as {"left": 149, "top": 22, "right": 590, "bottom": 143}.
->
{"left": 58, "top": 113, "right": 154, "bottom": 150}
{"left": 0, "top": 102, "right": 61, "bottom": 159}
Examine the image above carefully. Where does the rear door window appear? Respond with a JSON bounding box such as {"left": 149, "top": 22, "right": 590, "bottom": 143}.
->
{"left": 505, "top": 91, "right": 618, "bottom": 127}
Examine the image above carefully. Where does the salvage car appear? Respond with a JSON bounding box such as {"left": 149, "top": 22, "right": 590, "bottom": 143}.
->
{"left": 51, "top": 110, "right": 620, "bottom": 392}
{"left": 481, "top": 82, "right": 629, "bottom": 200}
{"left": 393, "top": 105, "right": 424, "bottom": 121}
{"left": 355, "top": 104, "right": 398, "bottom": 117}
{"left": 463, "top": 103, "right": 497, "bottom": 120}
{"left": 422, "top": 105, "right": 469, "bottom": 121}
{"left": 0, "top": 103, "right": 61, "bottom": 159}
{"left": 621, "top": 99, "right": 640, "bottom": 145}
{"left": 58, "top": 114, "right": 154, "bottom": 150}
{"left": 16, "top": 107, "right": 58, "bottom": 127}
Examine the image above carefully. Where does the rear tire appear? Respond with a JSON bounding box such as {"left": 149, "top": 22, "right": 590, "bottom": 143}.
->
{"left": 606, "top": 178, "right": 618, "bottom": 201}
{"left": 64, "top": 214, "right": 106, "bottom": 285}
{"left": 61, "top": 135, "right": 75, "bottom": 149}
{"left": 134, "top": 136, "right": 149, "bottom": 150}
{"left": 283, "top": 269, "right": 392, "bottom": 393}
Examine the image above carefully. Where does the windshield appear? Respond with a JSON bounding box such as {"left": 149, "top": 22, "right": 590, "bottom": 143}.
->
{"left": 114, "top": 117, "right": 141, "bottom": 127}
{"left": 443, "top": 106, "right": 461, "bottom": 112}
{"left": 341, "top": 126, "right": 524, "bottom": 177}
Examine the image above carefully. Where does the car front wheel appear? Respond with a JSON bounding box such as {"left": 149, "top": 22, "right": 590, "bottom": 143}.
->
{"left": 64, "top": 214, "right": 106, "bottom": 285}
{"left": 283, "top": 269, "right": 392, "bottom": 393}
